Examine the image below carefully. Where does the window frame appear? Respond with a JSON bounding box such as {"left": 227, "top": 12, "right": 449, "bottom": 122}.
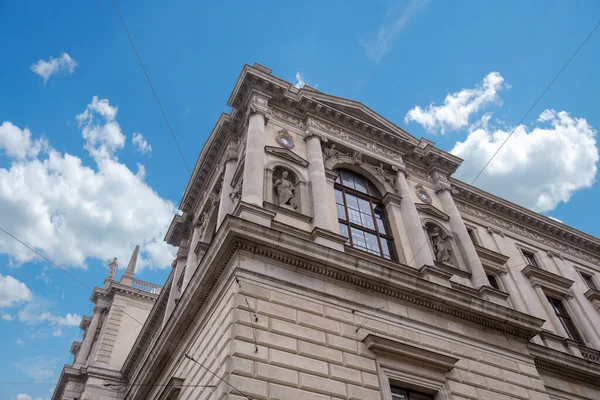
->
{"left": 580, "top": 271, "right": 598, "bottom": 290}
{"left": 546, "top": 296, "right": 584, "bottom": 343}
{"left": 391, "top": 385, "right": 435, "bottom": 400}
{"left": 465, "top": 226, "right": 478, "bottom": 245}
{"left": 335, "top": 169, "right": 395, "bottom": 260}
{"left": 486, "top": 274, "right": 500, "bottom": 290}
{"left": 521, "top": 249, "right": 539, "bottom": 268}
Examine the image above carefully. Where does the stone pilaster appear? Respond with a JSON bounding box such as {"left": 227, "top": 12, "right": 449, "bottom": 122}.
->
{"left": 565, "top": 295, "right": 600, "bottom": 348}
{"left": 435, "top": 178, "right": 488, "bottom": 288}
{"left": 73, "top": 304, "right": 106, "bottom": 367}
{"left": 241, "top": 93, "right": 269, "bottom": 206}
{"left": 392, "top": 164, "right": 434, "bottom": 268}
{"left": 305, "top": 132, "right": 332, "bottom": 230}
{"left": 217, "top": 153, "right": 238, "bottom": 228}
{"left": 533, "top": 285, "right": 568, "bottom": 337}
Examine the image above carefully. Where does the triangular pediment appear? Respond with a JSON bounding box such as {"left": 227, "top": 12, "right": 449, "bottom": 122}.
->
{"left": 416, "top": 203, "right": 449, "bottom": 221}
{"left": 265, "top": 146, "right": 309, "bottom": 167}
{"left": 303, "top": 91, "right": 417, "bottom": 144}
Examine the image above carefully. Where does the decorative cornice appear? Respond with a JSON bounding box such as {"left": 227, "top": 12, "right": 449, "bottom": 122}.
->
{"left": 529, "top": 343, "right": 600, "bottom": 387}
{"left": 522, "top": 265, "right": 574, "bottom": 298}
{"left": 363, "top": 333, "right": 458, "bottom": 372}
{"left": 416, "top": 203, "right": 449, "bottom": 221}
{"left": 474, "top": 244, "right": 509, "bottom": 274}
{"left": 264, "top": 145, "right": 309, "bottom": 167}
{"left": 453, "top": 179, "right": 600, "bottom": 266}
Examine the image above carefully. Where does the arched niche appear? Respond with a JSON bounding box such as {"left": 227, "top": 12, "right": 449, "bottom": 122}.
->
{"left": 422, "top": 219, "right": 458, "bottom": 267}
{"left": 264, "top": 162, "right": 308, "bottom": 214}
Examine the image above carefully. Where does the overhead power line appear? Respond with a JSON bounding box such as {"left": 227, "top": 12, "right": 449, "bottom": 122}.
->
{"left": 110, "top": 0, "right": 191, "bottom": 175}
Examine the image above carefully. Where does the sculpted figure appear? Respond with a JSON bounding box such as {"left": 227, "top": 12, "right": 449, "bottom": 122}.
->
{"left": 273, "top": 171, "right": 297, "bottom": 209}
{"left": 430, "top": 226, "right": 452, "bottom": 264}
{"left": 108, "top": 257, "right": 118, "bottom": 280}
{"left": 230, "top": 180, "right": 242, "bottom": 202}
{"left": 323, "top": 144, "right": 347, "bottom": 160}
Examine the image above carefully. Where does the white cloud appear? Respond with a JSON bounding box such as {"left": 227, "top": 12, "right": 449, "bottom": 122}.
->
{"left": 16, "top": 338, "right": 24, "bottom": 345}
{"left": 294, "top": 72, "right": 306, "bottom": 89}
{"left": 36, "top": 271, "right": 53, "bottom": 284}
{"left": 14, "top": 394, "right": 42, "bottom": 400}
{"left": 14, "top": 356, "right": 62, "bottom": 381}
{"left": 548, "top": 216, "right": 563, "bottom": 223}
{"left": 30, "top": 53, "right": 77, "bottom": 83}
{"left": 0, "top": 121, "right": 47, "bottom": 159}
{"left": 405, "top": 72, "right": 508, "bottom": 134}
{"left": 361, "top": 0, "right": 430, "bottom": 63}
{"left": 0, "top": 97, "right": 177, "bottom": 270}
{"left": 2, "top": 312, "right": 14, "bottom": 320}
{"left": 52, "top": 328, "right": 63, "bottom": 337}
{"left": 17, "top": 298, "right": 81, "bottom": 327}
{"left": 77, "top": 96, "right": 125, "bottom": 158}
{"left": 0, "top": 274, "right": 33, "bottom": 308}
{"left": 132, "top": 132, "right": 152, "bottom": 154}
{"left": 451, "top": 109, "right": 598, "bottom": 212}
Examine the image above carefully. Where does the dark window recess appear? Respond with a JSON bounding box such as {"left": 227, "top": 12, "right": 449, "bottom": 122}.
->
{"left": 487, "top": 274, "right": 500, "bottom": 290}
{"left": 335, "top": 169, "right": 395, "bottom": 260}
{"left": 176, "top": 267, "right": 186, "bottom": 290}
{"left": 466, "top": 228, "right": 478, "bottom": 245}
{"left": 547, "top": 296, "right": 584, "bottom": 343}
{"left": 391, "top": 386, "right": 434, "bottom": 400}
{"left": 581, "top": 273, "right": 598, "bottom": 290}
{"left": 522, "top": 250, "right": 538, "bottom": 268}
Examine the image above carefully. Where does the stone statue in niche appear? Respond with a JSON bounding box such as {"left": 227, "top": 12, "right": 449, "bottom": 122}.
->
{"left": 429, "top": 226, "right": 453, "bottom": 264}
{"left": 323, "top": 143, "right": 348, "bottom": 160}
{"left": 273, "top": 171, "right": 297, "bottom": 209}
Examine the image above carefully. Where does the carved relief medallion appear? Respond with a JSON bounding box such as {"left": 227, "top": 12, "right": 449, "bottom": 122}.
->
{"left": 415, "top": 183, "right": 432, "bottom": 204}
{"left": 275, "top": 128, "right": 294, "bottom": 149}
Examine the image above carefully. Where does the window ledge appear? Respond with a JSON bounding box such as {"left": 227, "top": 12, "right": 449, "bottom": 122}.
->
{"left": 474, "top": 244, "right": 509, "bottom": 274}
{"left": 363, "top": 334, "right": 458, "bottom": 372}
{"left": 263, "top": 201, "right": 313, "bottom": 223}
{"left": 522, "top": 265, "right": 574, "bottom": 298}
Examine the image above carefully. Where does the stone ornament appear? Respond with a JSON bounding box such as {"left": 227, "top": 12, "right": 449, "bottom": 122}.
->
{"left": 415, "top": 183, "right": 432, "bottom": 204}
{"left": 275, "top": 128, "right": 294, "bottom": 149}
{"left": 273, "top": 169, "right": 298, "bottom": 209}
{"left": 107, "top": 257, "right": 118, "bottom": 280}
{"left": 429, "top": 226, "right": 453, "bottom": 264}
{"left": 322, "top": 143, "right": 348, "bottom": 160}
{"left": 352, "top": 151, "right": 363, "bottom": 165}
{"left": 230, "top": 180, "right": 243, "bottom": 202}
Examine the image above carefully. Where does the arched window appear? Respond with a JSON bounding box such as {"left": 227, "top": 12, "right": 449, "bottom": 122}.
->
{"left": 334, "top": 169, "right": 395, "bottom": 260}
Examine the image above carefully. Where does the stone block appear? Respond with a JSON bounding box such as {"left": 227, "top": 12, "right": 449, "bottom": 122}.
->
{"left": 237, "top": 281, "right": 270, "bottom": 300}
{"left": 257, "top": 329, "right": 297, "bottom": 352}
{"left": 476, "top": 351, "right": 519, "bottom": 372}
{"left": 458, "top": 370, "right": 487, "bottom": 388}
{"left": 466, "top": 359, "right": 502, "bottom": 379}
{"left": 475, "top": 388, "right": 510, "bottom": 400}
{"left": 517, "top": 363, "right": 540, "bottom": 378}
{"left": 347, "top": 384, "right": 381, "bottom": 400}
{"left": 298, "top": 310, "right": 340, "bottom": 334}
{"left": 420, "top": 334, "right": 451, "bottom": 352}
{"left": 340, "top": 323, "right": 366, "bottom": 340}
{"left": 329, "top": 364, "right": 362, "bottom": 384}
{"left": 326, "top": 333, "right": 358, "bottom": 353}
{"left": 269, "top": 383, "right": 330, "bottom": 400}
{"left": 229, "top": 356, "right": 253, "bottom": 377}
{"left": 255, "top": 362, "right": 298, "bottom": 386}
{"left": 502, "top": 369, "right": 532, "bottom": 388}
{"left": 271, "top": 290, "right": 323, "bottom": 314}
{"left": 323, "top": 306, "right": 355, "bottom": 324}
{"left": 298, "top": 341, "right": 343, "bottom": 364}
{"left": 361, "top": 372, "right": 380, "bottom": 390}
{"left": 357, "top": 341, "right": 376, "bottom": 359}
{"left": 270, "top": 349, "right": 329, "bottom": 377}
{"left": 233, "top": 309, "right": 269, "bottom": 330}
{"left": 527, "top": 390, "right": 552, "bottom": 400}
{"left": 450, "top": 342, "right": 477, "bottom": 359}
{"left": 342, "top": 352, "right": 377, "bottom": 373}
{"left": 299, "top": 372, "right": 347, "bottom": 397}
{"left": 448, "top": 380, "right": 478, "bottom": 399}
{"left": 388, "top": 325, "right": 420, "bottom": 343}
{"left": 256, "top": 299, "right": 296, "bottom": 322}
{"left": 230, "top": 339, "right": 267, "bottom": 362}
{"left": 485, "top": 377, "right": 529, "bottom": 399}
{"left": 270, "top": 319, "right": 326, "bottom": 344}
{"left": 228, "top": 375, "right": 267, "bottom": 399}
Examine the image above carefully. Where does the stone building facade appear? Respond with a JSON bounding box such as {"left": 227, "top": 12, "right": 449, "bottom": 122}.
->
{"left": 54, "top": 64, "right": 600, "bottom": 400}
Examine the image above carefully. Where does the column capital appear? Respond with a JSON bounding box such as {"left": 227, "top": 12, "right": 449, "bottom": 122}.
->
{"left": 434, "top": 181, "right": 452, "bottom": 193}
{"left": 392, "top": 163, "right": 407, "bottom": 175}
{"left": 303, "top": 128, "right": 328, "bottom": 143}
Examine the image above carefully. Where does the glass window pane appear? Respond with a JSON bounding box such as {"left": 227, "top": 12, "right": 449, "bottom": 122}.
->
{"left": 351, "top": 228, "right": 367, "bottom": 250}
{"left": 348, "top": 209, "right": 362, "bottom": 225}
{"left": 334, "top": 189, "right": 344, "bottom": 205}
{"left": 382, "top": 239, "right": 395, "bottom": 260}
{"left": 338, "top": 223, "right": 349, "bottom": 241}
{"left": 353, "top": 175, "right": 368, "bottom": 194}
{"left": 364, "top": 231, "right": 380, "bottom": 254}
{"left": 358, "top": 198, "right": 372, "bottom": 214}
{"left": 376, "top": 218, "right": 388, "bottom": 234}
{"left": 360, "top": 212, "right": 375, "bottom": 230}
{"left": 367, "top": 181, "right": 381, "bottom": 197}
{"left": 562, "top": 318, "right": 583, "bottom": 342}
{"left": 336, "top": 204, "right": 346, "bottom": 220}
{"left": 391, "top": 390, "right": 408, "bottom": 400}
{"left": 346, "top": 194, "right": 359, "bottom": 210}
{"left": 341, "top": 171, "right": 354, "bottom": 188}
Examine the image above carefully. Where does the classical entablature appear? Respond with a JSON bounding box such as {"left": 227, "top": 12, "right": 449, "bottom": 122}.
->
{"left": 452, "top": 179, "right": 600, "bottom": 266}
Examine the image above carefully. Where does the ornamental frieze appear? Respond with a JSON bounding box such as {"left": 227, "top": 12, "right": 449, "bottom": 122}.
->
{"left": 456, "top": 201, "right": 600, "bottom": 265}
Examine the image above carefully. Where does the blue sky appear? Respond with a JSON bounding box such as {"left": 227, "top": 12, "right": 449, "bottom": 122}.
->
{"left": 1, "top": 1, "right": 599, "bottom": 398}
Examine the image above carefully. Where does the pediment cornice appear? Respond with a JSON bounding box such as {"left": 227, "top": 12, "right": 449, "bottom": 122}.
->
{"left": 522, "top": 265, "right": 574, "bottom": 298}
{"left": 529, "top": 343, "right": 600, "bottom": 387}
{"left": 453, "top": 179, "right": 600, "bottom": 266}
{"left": 416, "top": 203, "right": 449, "bottom": 221}
{"left": 264, "top": 146, "right": 309, "bottom": 167}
